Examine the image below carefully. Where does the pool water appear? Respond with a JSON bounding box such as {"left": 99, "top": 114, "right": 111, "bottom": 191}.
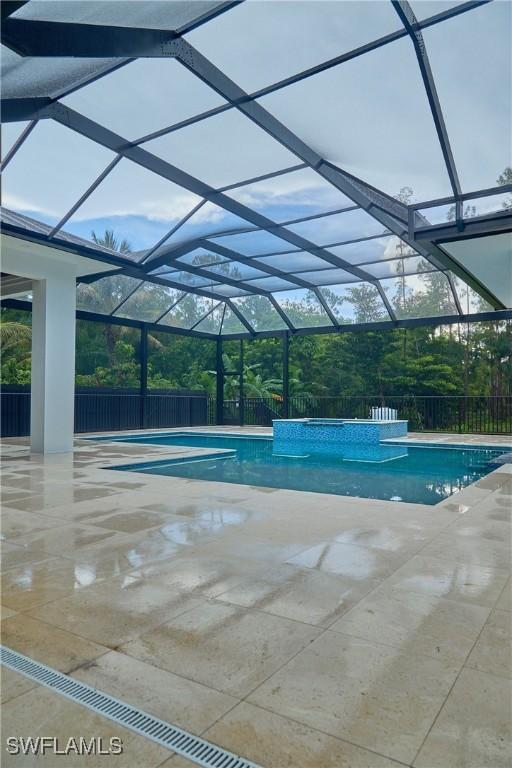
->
{"left": 103, "top": 432, "right": 508, "bottom": 505}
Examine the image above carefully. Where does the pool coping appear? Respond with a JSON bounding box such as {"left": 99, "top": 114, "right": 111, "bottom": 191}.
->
{"left": 85, "top": 428, "right": 512, "bottom": 453}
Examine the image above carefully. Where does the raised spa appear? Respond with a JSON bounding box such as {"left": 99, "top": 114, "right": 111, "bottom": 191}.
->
{"left": 272, "top": 418, "right": 408, "bottom": 445}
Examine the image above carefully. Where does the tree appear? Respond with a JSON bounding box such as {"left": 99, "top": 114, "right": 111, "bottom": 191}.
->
{"left": 447, "top": 203, "right": 476, "bottom": 220}
{"left": 79, "top": 229, "right": 134, "bottom": 361}
{"left": 0, "top": 316, "right": 32, "bottom": 384}
{"left": 0, "top": 321, "right": 31, "bottom": 349}
{"left": 0, "top": 310, "right": 32, "bottom": 385}
{"left": 92, "top": 228, "right": 132, "bottom": 254}
{"left": 346, "top": 284, "right": 387, "bottom": 323}
{"left": 395, "top": 187, "right": 414, "bottom": 205}
{"left": 497, "top": 166, "right": 512, "bottom": 210}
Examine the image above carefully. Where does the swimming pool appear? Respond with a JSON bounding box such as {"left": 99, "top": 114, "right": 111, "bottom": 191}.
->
{"left": 100, "top": 432, "right": 509, "bottom": 505}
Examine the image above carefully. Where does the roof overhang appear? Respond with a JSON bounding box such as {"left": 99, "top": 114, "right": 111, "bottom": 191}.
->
{"left": 1, "top": 232, "right": 119, "bottom": 280}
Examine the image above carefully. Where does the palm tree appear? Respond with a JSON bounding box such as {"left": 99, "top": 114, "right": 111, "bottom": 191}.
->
{"left": 79, "top": 230, "right": 167, "bottom": 371}
{"left": 0, "top": 321, "right": 31, "bottom": 350}
{"left": 80, "top": 229, "right": 134, "bottom": 360}
{"left": 91, "top": 228, "right": 132, "bottom": 254}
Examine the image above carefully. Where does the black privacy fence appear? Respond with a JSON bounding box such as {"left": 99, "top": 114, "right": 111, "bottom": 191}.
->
{"left": 222, "top": 395, "right": 512, "bottom": 435}
{"left": 2, "top": 388, "right": 511, "bottom": 437}
{"left": 1, "top": 386, "right": 209, "bottom": 437}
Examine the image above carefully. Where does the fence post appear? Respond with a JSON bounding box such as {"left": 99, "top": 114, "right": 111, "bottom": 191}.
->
{"left": 140, "top": 325, "right": 148, "bottom": 429}
{"left": 239, "top": 339, "right": 245, "bottom": 427}
{"left": 282, "top": 332, "right": 289, "bottom": 419}
{"left": 216, "top": 338, "right": 224, "bottom": 426}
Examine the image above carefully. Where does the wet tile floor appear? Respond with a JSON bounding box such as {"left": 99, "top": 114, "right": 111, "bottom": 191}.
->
{"left": 0, "top": 428, "right": 510, "bottom": 767}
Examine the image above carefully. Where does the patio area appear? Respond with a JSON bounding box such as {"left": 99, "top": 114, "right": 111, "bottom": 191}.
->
{"left": 1, "top": 428, "right": 511, "bottom": 767}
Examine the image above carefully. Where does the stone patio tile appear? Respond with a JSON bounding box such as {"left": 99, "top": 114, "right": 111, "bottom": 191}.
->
{"left": 0, "top": 541, "right": 54, "bottom": 574}
{"left": 496, "top": 577, "right": 512, "bottom": 611}
{"left": 217, "top": 564, "right": 381, "bottom": 627}
{"left": 72, "top": 650, "right": 237, "bottom": 734}
{"left": 420, "top": 530, "right": 511, "bottom": 570}
{"left": 27, "top": 572, "right": 207, "bottom": 648}
{"left": 382, "top": 554, "right": 509, "bottom": 607}
{"left": 1, "top": 687, "right": 170, "bottom": 767}
{"left": 414, "top": 668, "right": 511, "bottom": 768}
{"left": 465, "top": 608, "right": 512, "bottom": 678}
{"left": 121, "top": 600, "right": 321, "bottom": 698}
{"left": 330, "top": 583, "right": 490, "bottom": 665}
{"left": 0, "top": 614, "right": 109, "bottom": 672}
{"left": 198, "top": 701, "right": 404, "bottom": 768}
{"left": 0, "top": 508, "right": 69, "bottom": 540}
{"left": 12, "top": 524, "right": 130, "bottom": 558}
{"left": 249, "top": 629, "right": 459, "bottom": 765}
{"left": 286, "top": 541, "right": 408, "bottom": 581}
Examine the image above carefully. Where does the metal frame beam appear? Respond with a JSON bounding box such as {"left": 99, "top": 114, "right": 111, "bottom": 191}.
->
{"left": 1, "top": 2, "right": 28, "bottom": 22}
{"left": 1, "top": 1, "right": 488, "bottom": 62}
{"left": 4, "top": 298, "right": 510, "bottom": 344}
{"left": 268, "top": 295, "right": 296, "bottom": 331}
{"left": 215, "top": 309, "right": 512, "bottom": 340}
{"left": 409, "top": 184, "right": 512, "bottom": 211}
{"left": 205, "top": 231, "right": 394, "bottom": 262}
{"left": 1, "top": 0, "right": 504, "bottom": 320}
{"left": 190, "top": 300, "right": 223, "bottom": 331}
{"left": 2, "top": 18, "right": 181, "bottom": 57}
{"left": 149, "top": 260, "right": 281, "bottom": 298}
{"left": 124, "top": 1, "right": 488, "bottom": 148}
{"left": 1, "top": 221, "right": 251, "bottom": 306}
{"left": 3, "top": 1, "right": 485, "bottom": 131}
{"left": 225, "top": 299, "right": 256, "bottom": 336}
{"left": 147, "top": 238, "right": 337, "bottom": 292}
{"left": 447, "top": 272, "right": 464, "bottom": 316}
{"left": 415, "top": 216, "right": 512, "bottom": 243}
{"left": 2, "top": 96, "right": 51, "bottom": 122}
{"left": 158, "top": 39, "right": 475, "bottom": 302}
{"left": 48, "top": 155, "right": 123, "bottom": 238}
{"left": 138, "top": 200, "right": 207, "bottom": 265}
{"left": 170, "top": 39, "right": 411, "bottom": 227}
{"left": 162, "top": 239, "right": 386, "bottom": 327}
{"left": 392, "top": 1, "right": 461, "bottom": 197}
{"left": 1, "top": 2, "right": 241, "bottom": 125}
{"left": 0, "top": 119, "right": 37, "bottom": 170}
{"left": 1, "top": 1, "right": 242, "bottom": 57}
{"left": 29, "top": 104, "right": 378, "bottom": 284}
{"left": 139, "top": 325, "right": 148, "bottom": 428}
{"left": 1, "top": 298, "right": 220, "bottom": 339}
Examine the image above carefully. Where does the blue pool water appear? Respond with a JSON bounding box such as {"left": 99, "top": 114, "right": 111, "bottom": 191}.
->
{"left": 101, "top": 432, "right": 508, "bottom": 505}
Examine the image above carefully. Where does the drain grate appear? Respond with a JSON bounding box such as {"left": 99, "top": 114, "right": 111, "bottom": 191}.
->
{"left": 0, "top": 646, "right": 261, "bottom": 768}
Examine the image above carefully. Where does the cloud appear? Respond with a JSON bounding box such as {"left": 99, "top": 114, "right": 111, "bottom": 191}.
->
{"left": 72, "top": 192, "right": 201, "bottom": 224}
{"left": 1, "top": 192, "right": 55, "bottom": 218}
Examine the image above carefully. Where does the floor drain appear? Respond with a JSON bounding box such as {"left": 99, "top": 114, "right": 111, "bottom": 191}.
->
{"left": 1, "top": 646, "right": 261, "bottom": 768}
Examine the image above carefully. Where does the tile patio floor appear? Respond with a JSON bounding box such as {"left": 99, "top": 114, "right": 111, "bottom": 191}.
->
{"left": 0, "top": 429, "right": 510, "bottom": 767}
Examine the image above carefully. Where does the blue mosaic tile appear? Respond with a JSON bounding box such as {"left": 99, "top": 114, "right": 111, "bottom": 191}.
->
{"left": 273, "top": 418, "right": 408, "bottom": 446}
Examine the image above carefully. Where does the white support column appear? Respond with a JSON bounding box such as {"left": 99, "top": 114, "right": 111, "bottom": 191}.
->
{"left": 30, "top": 275, "right": 76, "bottom": 453}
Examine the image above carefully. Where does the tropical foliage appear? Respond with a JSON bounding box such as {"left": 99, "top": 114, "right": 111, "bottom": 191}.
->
{"left": 3, "top": 307, "right": 510, "bottom": 400}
